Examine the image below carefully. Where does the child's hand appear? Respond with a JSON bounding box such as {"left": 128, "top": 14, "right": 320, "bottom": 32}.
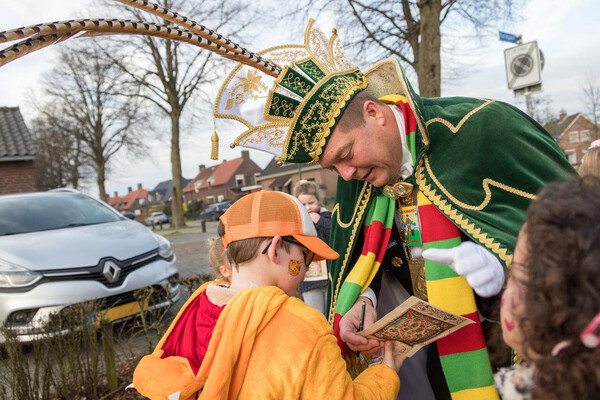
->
{"left": 382, "top": 341, "right": 406, "bottom": 373}
{"left": 308, "top": 211, "right": 321, "bottom": 224}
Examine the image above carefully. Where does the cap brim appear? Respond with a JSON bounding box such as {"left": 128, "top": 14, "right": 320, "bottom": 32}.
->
{"left": 293, "top": 235, "right": 339, "bottom": 261}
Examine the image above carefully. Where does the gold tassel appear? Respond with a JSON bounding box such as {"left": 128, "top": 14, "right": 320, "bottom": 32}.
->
{"left": 210, "top": 117, "right": 219, "bottom": 160}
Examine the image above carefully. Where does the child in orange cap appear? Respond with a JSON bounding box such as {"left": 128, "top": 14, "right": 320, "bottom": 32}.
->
{"left": 132, "top": 190, "right": 404, "bottom": 400}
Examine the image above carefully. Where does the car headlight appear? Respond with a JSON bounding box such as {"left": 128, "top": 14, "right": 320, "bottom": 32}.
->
{"left": 156, "top": 235, "right": 174, "bottom": 260}
{"left": 0, "top": 258, "right": 43, "bottom": 288}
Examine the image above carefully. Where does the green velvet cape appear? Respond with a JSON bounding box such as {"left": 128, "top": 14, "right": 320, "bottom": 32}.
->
{"left": 326, "top": 66, "right": 576, "bottom": 317}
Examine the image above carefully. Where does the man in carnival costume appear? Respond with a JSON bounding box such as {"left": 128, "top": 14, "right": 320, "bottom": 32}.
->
{"left": 212, "top": 20, "right": 575, "bottom": 400}
{"left": 0, "top": 3, "right": 575, "bottom": 399}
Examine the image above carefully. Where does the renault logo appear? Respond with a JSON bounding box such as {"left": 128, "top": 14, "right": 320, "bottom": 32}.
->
{"left": 102, "top": 260, "right": 121, "bottom": 283}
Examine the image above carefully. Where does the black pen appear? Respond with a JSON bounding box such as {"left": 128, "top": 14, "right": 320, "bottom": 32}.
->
{"left": 357, "top": 300, "right": 366, "bottom": 357}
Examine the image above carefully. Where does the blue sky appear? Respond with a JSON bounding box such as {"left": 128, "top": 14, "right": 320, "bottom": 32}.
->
{"left": 1, "top": 0, "right": 598, "bottom": 198}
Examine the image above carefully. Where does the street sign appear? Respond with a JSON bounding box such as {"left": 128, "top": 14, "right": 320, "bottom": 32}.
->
{"left": 499, "top": 31, "right": 522, "bottom": 44}
{"left": 504, "top": 41, "right": 542, "bottom": 91}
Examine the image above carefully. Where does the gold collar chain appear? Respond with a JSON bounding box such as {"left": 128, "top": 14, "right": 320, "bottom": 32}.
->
{"left": 383, "top": 180, "right": 414, "bottom": 205}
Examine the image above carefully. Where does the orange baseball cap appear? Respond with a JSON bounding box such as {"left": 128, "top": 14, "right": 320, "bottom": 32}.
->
{"left": 220, "top": 190, "right": 339, "bottom": 261}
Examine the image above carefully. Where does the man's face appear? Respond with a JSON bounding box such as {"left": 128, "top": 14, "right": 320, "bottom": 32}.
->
{"left": 318, "top": 102, "right": 404, "bottom": 187}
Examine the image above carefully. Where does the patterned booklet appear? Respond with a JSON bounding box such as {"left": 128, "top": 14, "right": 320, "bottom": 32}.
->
{"left": 357, "top": 296, "right": 474, "bottom": 357}
{"left": 304, "top": 260, "right": 328, "bottom": 281}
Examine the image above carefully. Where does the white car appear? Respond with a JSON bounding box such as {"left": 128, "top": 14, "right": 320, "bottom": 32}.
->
{"left": 145, "top": 211, "right": 169, "bottom": 226}
{"left": 0, "top": 190, "right": 180, "bottom": 342}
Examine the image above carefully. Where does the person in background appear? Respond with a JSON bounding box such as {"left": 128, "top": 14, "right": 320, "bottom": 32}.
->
{"left": 495, "top": 176, "right": 600, "bottom": 399}
{"left": 208, "top": 237, "right": 232, "bottom": 282}
{"left": 293, "top": 180, "right": 332, "bottom": 315}
{"left": 579, "top": 139, "right": 600, "bottom": 177}
{"left": 132, "top": 190, "right": 405, "bottom": 400}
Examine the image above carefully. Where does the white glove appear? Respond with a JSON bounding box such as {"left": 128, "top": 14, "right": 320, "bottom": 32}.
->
{"left": 422, "top": 241, "right": 505, "bottom": 297}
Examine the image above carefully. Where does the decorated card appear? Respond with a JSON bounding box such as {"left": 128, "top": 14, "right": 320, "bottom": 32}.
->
{"left": 304, "top": 260, "right": 328, "bottom": 281}
{"left": 399, "top": 205, "right": 422, "bottom": 246}
{"left": 357, "top": 296, "right": 475, "bottom": 357}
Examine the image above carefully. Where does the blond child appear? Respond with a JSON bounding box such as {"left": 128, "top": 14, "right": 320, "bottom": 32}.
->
{"left": 293, "top": 180, "right": 331, "bottom": 315}
{"left": 208, "top": 237, "right": 231, "bottom": 281}
{"left": 133, "top": 190, "right": 404, "bottom": 400}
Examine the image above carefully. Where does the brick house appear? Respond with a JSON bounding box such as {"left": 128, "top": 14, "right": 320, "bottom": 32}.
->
{"left": 183, "top": 164, "right": 216, "bottom": 203}
{"left": 107, "top": 191, "right": 123, "bottom": 209}
{"left": 545, "top": 112, "right": 597, "bottom": 168}
{"left": 257, "top": 157, "right": 338, "bottom": 203}
{"left": 147, "top": 177, "right": 191, "bottom": 211}
{"left": 109, "top": 183, "right": 148, "bottom": 215}
{"left": 0, "top": 107, "right": 37, "bottom": 194}
{"left": 183, "top": 150, "right": 262, "bottom": 204}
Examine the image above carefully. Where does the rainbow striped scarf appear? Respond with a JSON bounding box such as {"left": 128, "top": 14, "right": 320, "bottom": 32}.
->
{"left": 418, "top": 190, "right": 498, "bottom": 399}
{"left": 331, "top": 95, "right": 498, "bottom": 398}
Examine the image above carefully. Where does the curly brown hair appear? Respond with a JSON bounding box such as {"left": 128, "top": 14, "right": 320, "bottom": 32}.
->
{"left": 519, "top": 176, "right": 600, "bottom": 399}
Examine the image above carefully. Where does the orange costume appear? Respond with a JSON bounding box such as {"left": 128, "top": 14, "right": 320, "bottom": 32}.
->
{"left": 133, "top": 282, "right": 400, "bottom": 400}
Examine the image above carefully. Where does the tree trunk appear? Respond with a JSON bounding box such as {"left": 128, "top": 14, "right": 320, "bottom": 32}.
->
{"left": 97, "top": 159, "right": 107, "bottom": 202}
{"left": 170, "top": 111, "right": 185, "bottom": 228}
{"left": 417, "top": 0, "right": 442, "bottom": 97}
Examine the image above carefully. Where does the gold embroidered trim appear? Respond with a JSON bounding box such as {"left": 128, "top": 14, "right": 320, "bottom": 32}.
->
{"left": 213, "top": 44, "right": 307, "bottom": 128}
{"left": 304, "top": 19, "right": 333, "bottom": 76}
{"left": 425, "top": 99, "right": 494, "bottom": 133}
{"left": 423, "top": 154, "right": 535, "bottom": 211}
{"left": 279, "top": 68, "right": 364, "bottom": 163}
{"left": 232, "top": 122, "right": 288, "bottom": 148}
{"left": 415, "top": 158, "right": 513, "bottom": 266}
{"left": 309, "top": 75, "right": 368, "bottom": 163}
{"left": 328, "top": 182, "right": 372, "bottom": 325}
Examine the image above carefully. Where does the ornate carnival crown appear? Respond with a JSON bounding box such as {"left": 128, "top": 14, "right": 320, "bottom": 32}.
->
{"left": 213, "top": 20, "right": 367, "bottom": 165}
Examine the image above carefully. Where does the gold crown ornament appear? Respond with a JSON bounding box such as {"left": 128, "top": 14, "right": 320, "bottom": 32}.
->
{"left": 213, "top": 20, "right": 367, "bottom": 165}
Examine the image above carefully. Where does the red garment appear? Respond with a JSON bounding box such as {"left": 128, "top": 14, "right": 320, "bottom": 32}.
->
{"left": 160, "top": 290, "right": 225, "bottom": 374}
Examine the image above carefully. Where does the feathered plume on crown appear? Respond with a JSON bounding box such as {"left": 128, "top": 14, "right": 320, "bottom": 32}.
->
{"left": 0, "top": 0, "right": 409, "bottom": 163}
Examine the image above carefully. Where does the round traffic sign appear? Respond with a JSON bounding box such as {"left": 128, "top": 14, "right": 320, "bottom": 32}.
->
{"left": 511, "top": 54, "right": 533, "bottom": 77}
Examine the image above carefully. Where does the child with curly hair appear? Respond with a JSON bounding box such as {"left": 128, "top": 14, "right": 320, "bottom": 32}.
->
{"left": 495, "top": 176, "right": 600, "bottom": 399}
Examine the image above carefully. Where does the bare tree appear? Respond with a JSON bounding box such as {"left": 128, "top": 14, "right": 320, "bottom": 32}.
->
{"left": 518, "top": 93, "right": 555, "bottom": 127}
{"left": 31, "top": 104, "right": 89, "bottom": 191}
{"left": 581, "top": 69, "right": 600, "bottom": 139}
{"left": 282, "top": 0, "right": 524, "bottom": 97}
{"left": 99, "top": 0, "right": 257, "bottom": 228}
{"left": 38, "top": 43, "right": 147, "bottom": 201}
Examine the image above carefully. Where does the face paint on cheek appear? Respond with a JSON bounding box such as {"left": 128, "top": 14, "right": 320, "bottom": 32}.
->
{"left": 288, "top": 259, "right": 302, "bottom": 276}
{"left": 504, "top": 318, "right": 515, "bottom": 332}
{"left": 511, "top": 297, "right": 518, "bottom": 309}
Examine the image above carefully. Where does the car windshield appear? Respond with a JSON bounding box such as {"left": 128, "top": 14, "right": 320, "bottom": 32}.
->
{"left": 0, "top": 193, "right": 122, "bottom": 236}
{"left": 203, "top": 204, "right": 217, "bottom": 212}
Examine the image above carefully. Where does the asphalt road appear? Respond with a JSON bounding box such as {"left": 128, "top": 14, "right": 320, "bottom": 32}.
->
{"left": 156, "top": 219, "right": 221, "bottom": 280}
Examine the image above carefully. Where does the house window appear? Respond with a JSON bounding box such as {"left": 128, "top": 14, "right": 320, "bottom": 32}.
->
{"left": 207, "top": 177, "right": 216, "bottom": 187}
{"left": 235, "top": 174, "right": 244, "bottom": 186}
{"left": 580, "top": 130, "right": 591, "bottom": 142}
{"left": 569, "top": 131, "right": 579, "bottom": 144}
{"left": 565, "top": 150, "right": 577, "bottom": 164}
{"left": 218, "top": 195, "right": 225, "bottom": 202}
{"left": 254, "top": 172, "right": 260, "bottom": 184}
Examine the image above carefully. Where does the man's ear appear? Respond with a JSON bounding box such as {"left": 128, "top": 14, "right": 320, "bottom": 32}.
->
{"left": 266, "top": 236, "right": 282, "bottom": 264}
{"left": 363, "top": 100, "right": 385, "bottom": 126}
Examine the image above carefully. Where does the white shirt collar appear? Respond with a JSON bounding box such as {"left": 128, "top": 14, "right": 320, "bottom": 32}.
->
{"left": 389, "top": 105, "right": 414, "bottom": 180}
